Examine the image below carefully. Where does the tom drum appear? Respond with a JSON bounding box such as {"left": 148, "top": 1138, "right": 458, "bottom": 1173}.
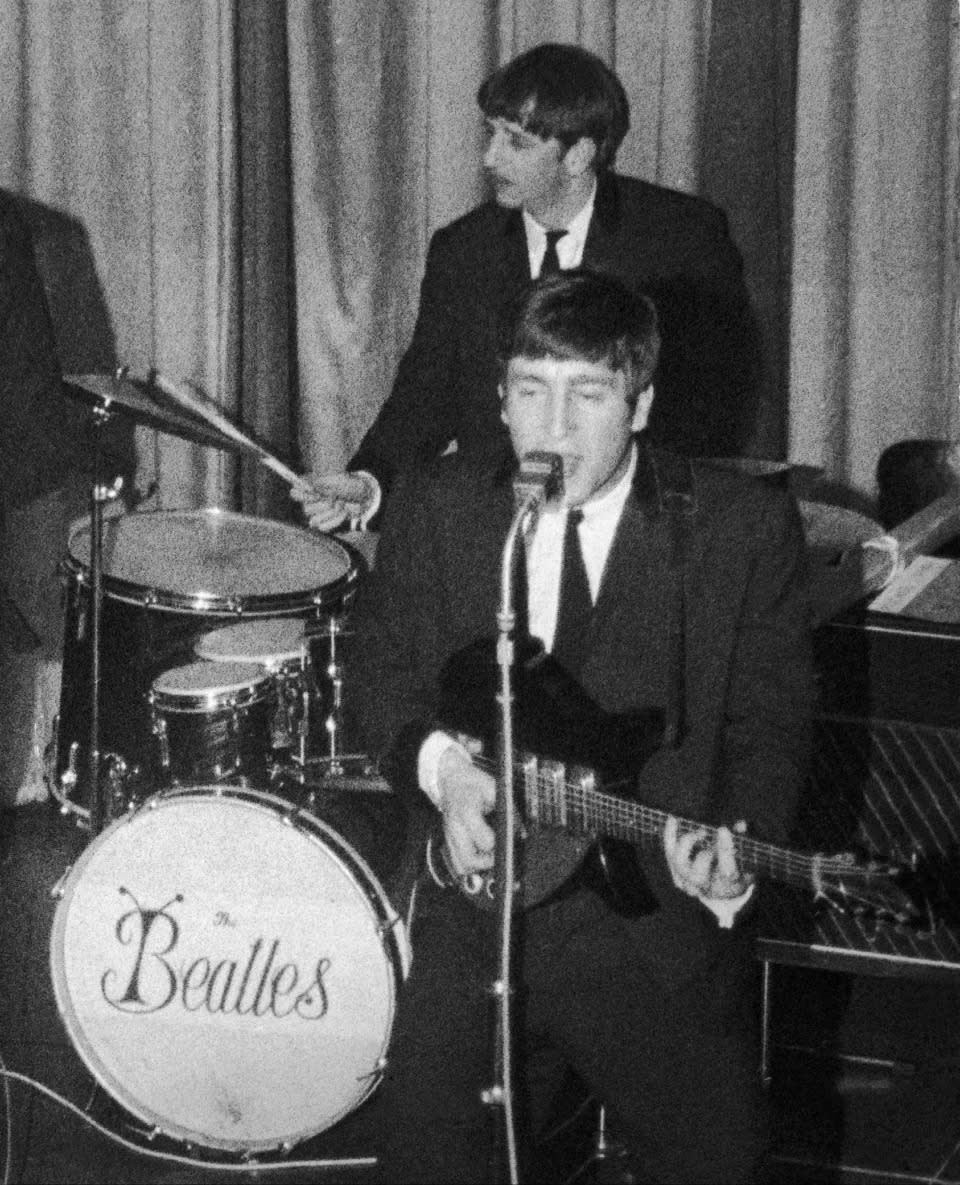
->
{"left": 53, "top": 510, "right": 356, "bottom": 812}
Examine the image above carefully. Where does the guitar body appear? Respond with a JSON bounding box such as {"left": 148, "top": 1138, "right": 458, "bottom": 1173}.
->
{"left": 511, "top": 831, "right": 596, "bottom": 911}
{"left": 435, "top": 637, "right": 928, "bottom": 929}
{"left": 440, "top": 638, "right": 668, "bottom": 912}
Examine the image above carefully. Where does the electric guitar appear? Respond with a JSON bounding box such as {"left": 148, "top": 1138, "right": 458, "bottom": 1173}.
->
{"left": 434, "top": 640, "right": 930, "bottom": 928}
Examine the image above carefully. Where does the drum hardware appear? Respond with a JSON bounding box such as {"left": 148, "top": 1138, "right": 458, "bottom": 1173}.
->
{"left": 320, "top": 614, "right": 348, "bottom": 764}
{"left": 60, "top": 371, "right": 270, "bottom": 834}
{"left": 53, "top": 509, "right": 358, "bottom": 815}
{"left": 275, "top": 754, "right": 387, "bottom": 789}
{"left": 194, "top": 618, "right": 316, "bottom": 767}
{"left": 149, "top": 661, "right": 275, "bottom": 787}
{"left": 87, "top": 416, "right": 123, "bottom": 836}
{"left": 54, "top": 375, "right": 366, "bottom": 826}
{"left": 47, "top": 727, "right": 153, "bottom": 826}
{"left": 302, "top": 614, "right": 365, "bottom": 772}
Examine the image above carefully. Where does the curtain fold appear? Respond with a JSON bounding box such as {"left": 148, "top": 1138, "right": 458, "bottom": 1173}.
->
{"left": 287, "top": 0, "right": 494, "bottom": 477}
{"left": 2, "top": 1, "right": 955, "bottom": 509}
{"left": 788, "top": 0, "right": 959, "bottom": 500}
{"left": 287, "top": 0, "right": 717, "bottom": 477}
{"left": 0, "top": 0, "right": 240, "bottom": 512}
{"left": 236, "top": 3, "right": 295, "bottom": 519}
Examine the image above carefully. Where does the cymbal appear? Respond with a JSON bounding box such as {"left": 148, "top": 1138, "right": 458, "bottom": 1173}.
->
{"left": 64, "top": 373, "right": 255, "bottom": 456}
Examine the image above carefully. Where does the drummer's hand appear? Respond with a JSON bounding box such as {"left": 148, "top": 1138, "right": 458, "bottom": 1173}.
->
{"left": 437, "top": 746, "right": 497, "bottom": 878}
{"left": 291, "top": 472, "right": 377, "bottom": 532}
{"left": 663, "top": 816, "right": 754, "bottom": 903}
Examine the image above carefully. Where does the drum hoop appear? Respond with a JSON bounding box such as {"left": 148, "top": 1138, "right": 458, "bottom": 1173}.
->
{"left": 148, "top": 680, "right": 271, "bottom": 713}
{"left": 62, "top": 510, "right": 360, "bottom": 616}
{"left": 49, "top": 784, "right": 407, "bottom": 1154}
{"left": 195, "top": 647, "right": 307, "bottom": 670}
{"left": 62, "top": 552, "right": 358, "bottom": 616}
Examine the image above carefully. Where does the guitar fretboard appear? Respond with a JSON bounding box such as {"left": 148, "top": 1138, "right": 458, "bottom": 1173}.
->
{"left": 517, "top": 761, "right": 834, "bottom": 893}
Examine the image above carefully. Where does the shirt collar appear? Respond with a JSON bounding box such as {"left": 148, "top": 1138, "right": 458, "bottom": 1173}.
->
{"left": 575, "top": 441, "right": 637, "bottom": 525}
{"left": 522, "top": 179, "right": 598, "bottom": 256}
{"left": 539, "top": 442, "right": 636, "bottom": 528}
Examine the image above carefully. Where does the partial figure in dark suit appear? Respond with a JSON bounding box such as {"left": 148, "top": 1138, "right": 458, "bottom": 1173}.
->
{"left": 0, "top": 191, "right": 129, "bottom": 809}
{"left": 350, "top": 270, "right": 813, "bottom": 1183}
{"left": 294, "top": 42, "right": 761, "bottom": 532}
{"left": 0, "top": 193, "right": 71, "bottom": 520}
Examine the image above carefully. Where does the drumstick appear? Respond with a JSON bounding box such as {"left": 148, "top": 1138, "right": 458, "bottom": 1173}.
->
{"left": 149, "top": 371, "right": 303, "bottom": 487}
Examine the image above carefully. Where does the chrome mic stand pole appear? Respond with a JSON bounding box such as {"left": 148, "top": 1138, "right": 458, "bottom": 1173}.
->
{"left": 485, "top": 452, "right": 562, "bottom": 1185}
{"left": 485, "top": 499, "right": 531, "bottom": 1185}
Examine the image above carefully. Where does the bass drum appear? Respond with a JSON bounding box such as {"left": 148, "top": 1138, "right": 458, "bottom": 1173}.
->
{"left": 53, "top": 509, "right": 357, "bottom": 812}
{"left": 50, "top": 785, "right": 410, "bottom": 1154}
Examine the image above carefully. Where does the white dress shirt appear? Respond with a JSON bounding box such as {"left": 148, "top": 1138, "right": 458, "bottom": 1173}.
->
{"left": 525, "top": 446, "right": 635, "bottom": 650}
{"left": 523, "top": 182, "right": 597, "bottom": 278}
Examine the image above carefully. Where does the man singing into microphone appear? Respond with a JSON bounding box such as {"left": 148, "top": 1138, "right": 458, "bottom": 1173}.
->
{"left": 349, "top": 269, "right": 813, "bottom": 1183}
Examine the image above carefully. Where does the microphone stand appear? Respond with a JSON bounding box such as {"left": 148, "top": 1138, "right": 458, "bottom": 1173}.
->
{"left": 485, "top": 450, "right": 561, "bottom": 1185}
{"left": 484, "top": 493, "right": 535, "bottom": 1185}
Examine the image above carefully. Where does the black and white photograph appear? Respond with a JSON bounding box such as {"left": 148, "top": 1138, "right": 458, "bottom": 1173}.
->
{"left": 1, "top": 4, "right": 959, "bottom": 1183}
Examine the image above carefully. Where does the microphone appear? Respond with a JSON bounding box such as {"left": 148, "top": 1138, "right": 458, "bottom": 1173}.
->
{"left": 513, "top": 451, "right": 564, "bottom": 514}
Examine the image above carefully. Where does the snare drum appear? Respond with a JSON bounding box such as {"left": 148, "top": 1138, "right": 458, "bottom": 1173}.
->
{"left": 50, "top": 785, "right": 410, "bottom": 1153}
{"left": 195, "top": 619, "right": 310, "bottom": 754}
{"left": 149, "top": 661, "right": 274, "bottom": 786}
{"left": 54, "top": 510, "right": 357, "bottom": 810}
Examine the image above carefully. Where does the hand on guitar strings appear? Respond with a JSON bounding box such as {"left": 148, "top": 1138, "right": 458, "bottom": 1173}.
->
{"left": 436, "top": 746, "right": 497, "bottom": 877}
{"left": 291, "top": 471, "right": 378, "bottom": 532}
{"left": 663, "top": 817, "right": 754, "bottom": 904}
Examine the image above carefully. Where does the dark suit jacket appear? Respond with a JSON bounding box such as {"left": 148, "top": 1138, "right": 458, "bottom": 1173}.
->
{"left": 351, "top": 173, "right": 761, "bottom": 502}
{"left": 0, "top": 193, "right": 68, "bottom": 509}
{"left": 349, "top": 443, "right": 814, "bottom": 980}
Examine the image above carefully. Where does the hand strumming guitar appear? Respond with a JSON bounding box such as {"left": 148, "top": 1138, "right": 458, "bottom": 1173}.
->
{"left": 436, "top": 745, "right": 497, "bottom": 877}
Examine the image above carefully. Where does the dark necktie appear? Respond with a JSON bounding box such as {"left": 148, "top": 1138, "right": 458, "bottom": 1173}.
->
{"left": 540, "top": 229, "right": 566, "bottom": 277}
{"left": 551, "top": 508, "right": 592, "bottom": 679}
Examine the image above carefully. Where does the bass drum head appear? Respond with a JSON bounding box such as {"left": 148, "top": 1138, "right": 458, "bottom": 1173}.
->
{"left": 50, "top": 787, "right": 409, "bottom": 1153}
{"left": 66, "top": 509, "right": 357, "bottom": 615}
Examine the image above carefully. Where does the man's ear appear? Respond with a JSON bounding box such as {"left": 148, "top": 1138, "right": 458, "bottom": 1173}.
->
{"left": 631, "top": 384, "right": 655, "bottom": 433}
{"left": 499, "top": 383, "right": 509, "bottom": 425}
{"left": 563, "top": 137, "right": 597, "bottom": 178}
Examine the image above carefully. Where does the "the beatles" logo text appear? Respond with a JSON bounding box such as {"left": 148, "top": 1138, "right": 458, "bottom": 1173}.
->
{"left": 100, "top": 888, "right": 331, "bottom": 1020}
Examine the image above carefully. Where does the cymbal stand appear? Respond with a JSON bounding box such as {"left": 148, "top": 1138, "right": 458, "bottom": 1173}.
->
{"left": 85, "top": 399, "right": 122, "bottom": 836}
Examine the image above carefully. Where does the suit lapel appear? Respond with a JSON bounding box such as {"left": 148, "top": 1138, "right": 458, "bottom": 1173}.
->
{"left": 461, "top": 459, "right": 523, "bottom": 633}
{"left": 491, "top": 208, "right": 530, "bottom": 293}
{"left": 582, "top": 172, "right": 626, "bottom": 275}
{"left": 581, "top": 490, "right": 675, "bottom": 711}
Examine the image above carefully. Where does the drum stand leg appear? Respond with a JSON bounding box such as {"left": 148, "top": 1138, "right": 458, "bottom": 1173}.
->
{"left": 297, "top": 680, "right": 310, "bottom": 767}
{"left": 321, "top": 613, "right": 347, "bottom": 771}
{"left": 85, "top": 398, "right": 124, "bottom": 836}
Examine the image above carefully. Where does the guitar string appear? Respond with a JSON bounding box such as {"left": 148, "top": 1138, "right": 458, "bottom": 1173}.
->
{"left": 468, "top": 753, "right": 879, "bottom": 889}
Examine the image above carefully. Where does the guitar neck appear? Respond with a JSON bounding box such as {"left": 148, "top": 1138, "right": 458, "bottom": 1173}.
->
{"left": 521, "top": 765, "right": 822, "bottom": 894}
{"left": 456, "top": 745, "right": 920, "bottom": 926}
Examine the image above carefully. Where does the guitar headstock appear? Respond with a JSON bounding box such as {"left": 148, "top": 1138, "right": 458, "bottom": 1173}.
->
{"left": 812, "top": 851, "right": 934, "bottom": 931}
